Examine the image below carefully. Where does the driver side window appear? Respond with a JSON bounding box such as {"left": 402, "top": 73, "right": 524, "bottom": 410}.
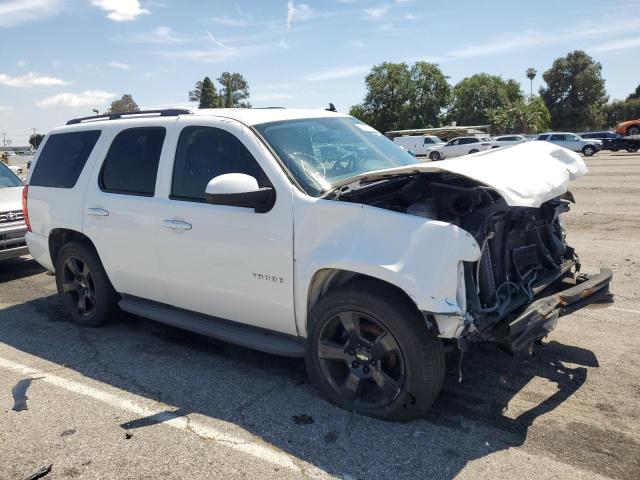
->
{"left": 171, "top": 126, "right": 269, "bottom": 202}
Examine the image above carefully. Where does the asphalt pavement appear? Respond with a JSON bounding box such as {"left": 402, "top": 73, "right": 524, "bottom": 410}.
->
{"left": 0, "top": 151, "right": 638, "bottom": 479}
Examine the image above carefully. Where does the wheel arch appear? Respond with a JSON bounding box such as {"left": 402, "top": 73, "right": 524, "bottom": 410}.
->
{"left": 49, "top": 228, "right": 100, "bottom": 268}
{"left": 305, "top": 268, "right": 427, "bottom": 335}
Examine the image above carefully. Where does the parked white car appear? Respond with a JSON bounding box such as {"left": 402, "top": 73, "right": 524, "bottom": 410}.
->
{"left": 0, "top": 162, "right": 29, "bottom": 260}
{"left": 24, "top": 108, "right": 611, "bottom": 421}
{"left": 393, "top": 135, "right": 444, "bottom": 156}
{"left": 537, "top": 132, "right": 602, "bottom": 156}
{"left": 426, "top": 136, "right": 494, "bottom": 161}
{"left": 492, "top": 135, "right": 528, "bottom": 148}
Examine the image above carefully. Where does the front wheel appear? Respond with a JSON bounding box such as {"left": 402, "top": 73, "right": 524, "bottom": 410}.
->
{"left": 627, "top": 147, "right": 639, "bottom": 153}
{"left": 55, "top": 242, "right": 119, "bottom": 327}
{"left": 306, "top": 280, "right": 444, "bottom": 422}
{"left": 582, "top": 145, "right": 595, "bottom": 156}
{"left": 628, "top": 126, "right": 640, "bottom": 136}
{"left": 468, "top": 149, "right": 479, "bottom": 154}
{"left": 429, "top": 151, "right": 441, "bottom": 161}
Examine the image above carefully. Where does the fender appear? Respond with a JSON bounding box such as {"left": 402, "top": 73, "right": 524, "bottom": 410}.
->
{"left": 293, "top": 195, "right": 481, "bottom": 336}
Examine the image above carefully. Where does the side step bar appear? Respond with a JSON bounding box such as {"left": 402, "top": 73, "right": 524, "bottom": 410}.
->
{"left": 119, "top": 296, "right": 306, "bottom": 357}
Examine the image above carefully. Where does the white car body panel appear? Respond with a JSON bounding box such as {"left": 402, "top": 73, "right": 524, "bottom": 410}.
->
{"left": 292, "top": 193, "right": 480, "bottom": 336}
{"left": 393, "top": 135, "right": 443, "bottom": 156}
{"left": 427, "top": 137, "right": 493, "bottom": 159}
{"left": 329, "top": 141, "right": 587, "bottom": 208}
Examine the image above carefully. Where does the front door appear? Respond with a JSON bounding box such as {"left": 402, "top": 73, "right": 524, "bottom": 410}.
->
{"left": 154, "top": 119, "right": 296, "bottom": 335}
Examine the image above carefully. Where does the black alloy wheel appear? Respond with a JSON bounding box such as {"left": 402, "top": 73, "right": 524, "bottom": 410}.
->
{"left": 627, "top": 147, "right": 638, "bottom": 153}
{"left": 60, "top": 256, "right": 96, "bottom": 318}
{"left": 316, "top": 310, "right": 405, "bottom": 409}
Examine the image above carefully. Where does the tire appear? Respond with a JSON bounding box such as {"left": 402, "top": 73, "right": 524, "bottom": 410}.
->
{"left": 628, "top": 126, "right": 640, "bottom": 136}
{"left": 55, "top": 241, "right": 119, "bottom": 327}
{"left": 582, "top": 145, "right": 595, "bottom": 156}
{"left": 468, "top": 149, "right": 479, "bottom": 154}
{"left": 611, "top": 148, "right": 619, "bottom": 152}
{"left": 627, "top": 147, "right": 638, "bottom": 153}
{"left": 429, "top": 151, "right": 441, "bottom": 161}
{"left": 305, "top": 279, "right": 445, "bottom": 422}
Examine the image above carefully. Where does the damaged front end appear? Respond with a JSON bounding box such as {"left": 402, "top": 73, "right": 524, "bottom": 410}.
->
{"left": 330, "top": 166, "right": 612, "bottom": 352}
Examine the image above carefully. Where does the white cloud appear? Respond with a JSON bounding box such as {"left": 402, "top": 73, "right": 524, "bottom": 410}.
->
{"left": 107, "top": 61, "right": 132, "bottom": 70}
{"left": 591, "top": 36, "right": 640, "bottom": 53}
{"left": 0, "top": 0, "right": 62, "bottom": 28}
{"left": 364, "top": 5, "right": 390, "bottom": 20}
{"left": 278, "top": 38, "right": 290, "bottom": 49}
{"left": 304, "top": 65, "right": 370, "bottom": 82}
{"left": 207, "top": 15, "right": 252, "bottom": 27}
{"left": 112, "top": 26, "right": 187, "bottom": 44}
{"left": 36, "top": 90, "right": 116, "bottom": 108}
{"left": 348, "top": 39, "right": 365, "bottom": 48}
{"left": 90, "top": 0, "right": 149, "bottom": 22}
{"left": 287, "top": 1, "right": 315, "bottom": 29}
{"left": 0, "top": 72, "right": 70, "bottom": 87}
{"left": 16, "top": 60, "right": 27, "bottom": 67}
{"left": 0, "top": 105, "right": 14, "bottom": 114}
{"left": 159, "top": 42, "right": 275, "bottom": 63}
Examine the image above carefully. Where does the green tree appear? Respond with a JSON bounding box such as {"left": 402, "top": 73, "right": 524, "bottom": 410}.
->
{"left": 360, "top": 62, "right": 413, "bottom": 132}
{"left": 488, "top": 96, "right": 550, "bottom": 134}
{"left": 29, "top": 133, "right": 45, "bottom": 149}
{"left": 539, "top": 50, "right": 608, "bottom": 130}
{"left": 217, "top": 72, "right": 251, "bottom": 108}
{"left": 198, "top": 77, "right": 221, "bottom": 109}
{"left": 627, "top": 84, "right": 640, "bottom": 100}
{"left": 602, "top": 99, "right": 640, "bottom": 127}
{"left": 189, "top": 80, "right": 203, "bottom": 102}
{"left": 107, "top": 94, "right": 140, "bottom": 114}
{"left": 449, "top": 74, "right": 521, "bottom": 125}
{"left": 526, "top": 67, "right": 537, "bottom": 98}
{"left": 407, "top": 62, "right": 451, "bottom": 128}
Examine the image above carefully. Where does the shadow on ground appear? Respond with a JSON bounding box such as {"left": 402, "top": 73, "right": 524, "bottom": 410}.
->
{"left": 2, "top": 261, "right": 632, "bottom": 479}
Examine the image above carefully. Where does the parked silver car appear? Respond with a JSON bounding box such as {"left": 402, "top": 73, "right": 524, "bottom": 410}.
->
{"left": 536, "top": 132, "right": 602, "bottom": 156}
{"left": 0, "top": 162, "right": 29, "bottom": 260}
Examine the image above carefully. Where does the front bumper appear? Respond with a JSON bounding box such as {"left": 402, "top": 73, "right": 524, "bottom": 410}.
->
{"left": 507, "top": 268, "right": 613, "bottom": 351}
{"left": 0, "top": 224, "right": 29, "bottom": 261}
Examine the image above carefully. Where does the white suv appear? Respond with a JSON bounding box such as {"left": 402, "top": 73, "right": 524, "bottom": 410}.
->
{"left": 426, "top": 136, "right": 494, "bottom": 161}
{"left": 24, "top": 108, "right": 611, "bottom": 421}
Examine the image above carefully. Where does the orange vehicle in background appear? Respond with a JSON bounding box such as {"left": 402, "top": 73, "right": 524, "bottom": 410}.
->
{"left": 615, "top": 119, "right": 640, "bottom": 137}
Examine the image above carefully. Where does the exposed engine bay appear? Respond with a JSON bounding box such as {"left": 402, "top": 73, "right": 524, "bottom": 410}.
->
{"left": 331, "top": 172, "right": 581, "bottom": 341}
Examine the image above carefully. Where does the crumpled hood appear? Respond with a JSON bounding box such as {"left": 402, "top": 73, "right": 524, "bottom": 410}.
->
{"left": 328, "top": 141, "right": 588, "bottom": 208}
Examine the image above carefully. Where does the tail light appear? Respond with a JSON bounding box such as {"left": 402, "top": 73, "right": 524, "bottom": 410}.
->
{"left": 22, "top": 185, "right": 31, "bottom": 232}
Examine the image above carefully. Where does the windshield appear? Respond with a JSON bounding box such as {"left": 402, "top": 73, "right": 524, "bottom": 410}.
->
{"left": 0, "top": 162, "right": 23, "bottom": 188}
{"left": 254, "top": 117, "right": 418, "bottom": 196}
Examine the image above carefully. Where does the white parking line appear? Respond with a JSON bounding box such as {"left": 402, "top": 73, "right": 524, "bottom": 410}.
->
{"left": 0, "top": 357, "right": 328, "bottom": 478}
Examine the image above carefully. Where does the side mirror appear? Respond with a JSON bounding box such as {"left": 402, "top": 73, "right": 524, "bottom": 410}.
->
{"left": 204, "top": 173, "right": 275, "bottom": 213}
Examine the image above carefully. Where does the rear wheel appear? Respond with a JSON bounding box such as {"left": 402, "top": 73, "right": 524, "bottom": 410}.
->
{"left": 306, "top": 280, "right": 444, "bottom": 421}
{"left": 628, "top": 126, "right": 640, "bottom": 136}
{"left": 55, "top": 242, "right": 119, "bottom": 327}
{"left": 429, "top": 151, "right": 441, "bottom": 161}
{"left": 582, "top": 145, "right": 595, "bottom": 156}
{"left": 627, "top": 147, "right": 639, "bottom": 153}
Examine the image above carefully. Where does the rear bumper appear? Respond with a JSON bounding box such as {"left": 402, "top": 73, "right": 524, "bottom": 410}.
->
{"left": 25, "top": 231, "right": 54, "bottom": 271}
{"left": 508, "top": 268, "right": 613, "bottom": 351}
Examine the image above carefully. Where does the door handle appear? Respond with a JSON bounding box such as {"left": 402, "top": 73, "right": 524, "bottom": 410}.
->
{"left": 163, "top": 219, "right": 192, "bottom": 230}
{"left": 87, "top": 207, "right": 109, "bottom": 217}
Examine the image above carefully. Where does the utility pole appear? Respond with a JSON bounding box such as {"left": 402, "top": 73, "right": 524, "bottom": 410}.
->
{"left": 2, "top": 132, "right": 6, "bottom": 148}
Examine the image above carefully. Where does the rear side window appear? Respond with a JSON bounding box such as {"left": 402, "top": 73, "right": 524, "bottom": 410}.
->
{"left": 30, "top": 130, "right": 101, "bottom": 188}
{"left": 171, "top": 126, "right": 269, "bottom": 202}
{"left": 100, "top": 127, "right": 166, "bottom": 196}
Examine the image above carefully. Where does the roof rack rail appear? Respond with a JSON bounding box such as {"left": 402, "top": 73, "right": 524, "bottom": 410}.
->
{"left": 66, "top": 108, "right": 192, "bottom": 126}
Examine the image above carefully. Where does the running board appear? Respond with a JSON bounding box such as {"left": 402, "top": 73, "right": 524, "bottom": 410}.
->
{"left": 118, "top": 296, "right": 306, "bottom": 357}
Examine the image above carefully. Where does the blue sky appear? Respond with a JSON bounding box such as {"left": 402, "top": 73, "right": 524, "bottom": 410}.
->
{"left": 1, "top": 0, "right": 639, "bottom": 145}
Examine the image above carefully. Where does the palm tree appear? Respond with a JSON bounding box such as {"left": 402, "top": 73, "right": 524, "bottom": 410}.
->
{"left": 526, "top": 68, "right": 537, "bottom": 99}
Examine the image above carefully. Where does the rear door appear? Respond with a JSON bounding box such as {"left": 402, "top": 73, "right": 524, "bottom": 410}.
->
{"left": 84, "top": 123, "right": 171, "bottom": 303}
